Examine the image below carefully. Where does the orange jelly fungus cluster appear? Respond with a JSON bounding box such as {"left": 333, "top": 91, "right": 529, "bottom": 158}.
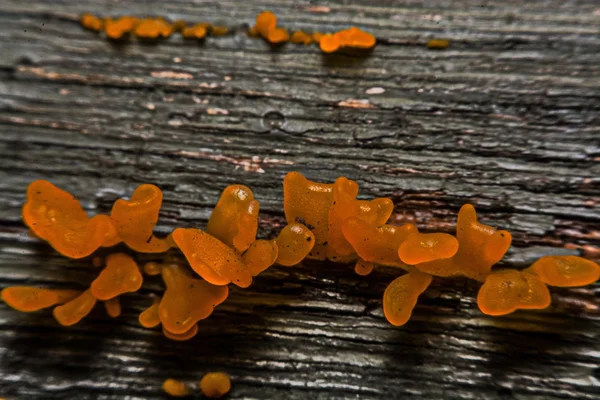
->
{"left": 162, "top": 372, "right": 231, "bottom": 398}
{"left": 81, "top": 11, "right": 376, "bottom": 54}
{"left": 2, "top": 173, "right": 599, "bottom": 335}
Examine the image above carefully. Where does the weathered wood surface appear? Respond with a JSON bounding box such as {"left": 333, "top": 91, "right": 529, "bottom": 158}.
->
{"left": 0, "top": 0, "right": 599, "bottom": 398}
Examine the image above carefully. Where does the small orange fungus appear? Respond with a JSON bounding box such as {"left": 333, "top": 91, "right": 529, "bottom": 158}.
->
{"left": 143, "top": 262, "right": 162, "bottom": 276}
{"left": 163, "top": 324, "right": 198, "bottom": 341}
{"left": 200, "top": 372, "right": 231, "bottom": 398}
{"left": 312, "top": 32, "right": 325, "bottom": 42}
{"left": 158, "top": 264, "right": 229, "bottom": 334}
{"left": 477, "top": 269, "right": 550, "bottom": 316}
{"left": 163, "top": 378, "right": 190, "bottom": 397}
{"left": 528, "top": 255, "right": 600, "bottom": 287}
{"left": 81, "top": 13, "right": 103, "bottom": 32}
{"left": 342, "top": 218, "right": 417, "bottom": 267}
{"left": 398, "top": 232, "right": 459, "bottom": 265}
{"left": 172, "top": 228, "right": 253, "bottom": 288}
{"left": 416, "top": 204, "right": 512, "bottom": 281}
{"left": 291, "top": 30, "right": 313, "bottom": 45}
{"left": 53, "top": 290, "right": 97, "bottom": 326}
{"left": 319, "top": 27, "right": 376, "bottom": 53}
{"left": 242, "top": 239, "right": 279, "bottom": 276}
{"left": 206, "top": 185, "right": 259, "bottom": 253}
{"left": 182, "top": 24, "right": 207, "bottom": 39}
{"left": 134, "top": 18, "right": 173, "bottom": 39}
{"left": 90, "top": 253, "right": 143, "bottom": 300}
{"left": 172, "top": 20, "right": 187, "bottom": 33}
{"left": 427, "top": 39, "right": 450, "bottom": 49}
{"left": 139, "top": 296, "right": 161, "bottom": 328}
{"left": 253, "top": 11, "right": 289, "bottom": 44}
{"left": 103, "top": 297, "right": 121, "bottom": 318}
{"left": 1, "top": 287, "right": 79, "bottom": 312}
{"left": 23, "top": 180, "right": 112, "bottom": 259}
{"left": 110, "top": 184, "right": 170, "bottom": 253}
{"left": 210, "top": 26, "right": 229, "bottom": 36}
{"left": 274, "top": 223, "right": 315, "bottom": 266}
{"left": 354, "top": 259, "right": 374, "bottom": 276}
{"left": 383, "top": 269, "right": 432, "bottom": 326}
{"left": 104, "top": 16, "right": 139, "bottom": 40}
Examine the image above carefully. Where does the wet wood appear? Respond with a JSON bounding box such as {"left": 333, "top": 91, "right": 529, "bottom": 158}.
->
{"left": 0, "top": 0, "right": 599, "bottom": 399}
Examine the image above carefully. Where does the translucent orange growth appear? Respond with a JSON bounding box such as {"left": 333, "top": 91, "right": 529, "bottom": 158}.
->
{"left": 182, "top": 24, "right": 207, "bottom": 39}
{"left": 110, "top": 184, "right": 170, "bottom": 253}
{"left": 255, "top": 11, "right": 277, "bottom": 38}
{"left": 103, "top": 297, "right": 121, "bottom": 318}
{"left": 477, "top": 269, "right": 550, "bottom": 316}
{"left": 53, "top": 290, "right": 97, "bottom": 326}
{"left": 92, "top": 256, "right": 103, "bottom": 268}
{"left": 1, "top": 287, "right": 79, "bottom": 312}
{"left": 312, "top": 32, "right": 325, "bottom": 42}
{"left": 283, "top": 172, "right": 333, "bottom": 260}
{"left": 427, "top": 39, "right": 450, "bottom": 49}
{"left": 319, "top": 27, "right": 376, "bottom": 53}
{"left": 163, "top": 324, "right": 198, "bottom": 341}
{"left": 357, "top": 198, "right": 394, "bottom": 225}
{"left": 143, "top": 262, "right": 162, "bottom": 276}
{"left": 206, "top": 185, "right": 259, "bottom": 253}
{"left": 248, "top": 26, "right": 259, "bottom": 37}
{"left": 200, "top": 372, "right": 231, "bottom": 398}
{"left": 104, "top": 16, "right": 139, "bottom": 39}
{"left": 163, "top": 378, "right": 190, "bottom": 397}
{"left": 139, "top": 296, "right": 161, "bottom": 328}
{"left": 97, "top": 215, "right": 121, "bottom": 247}
{"left": 398, "top": 233, "right": 459, "bottom": 265}
{"left": 291, "top": 30, "right": 313, "bottom": 45}
{"left": 243, "top": 240, "right": 278, "bottom": 276}
{"left": 383, "top": 269, "right": 432, "bottom": 326}
{"left": 81, "top": 13, "right": 103, "bottom": 32}
{"left": 134, "top": 18, "right": 173, "bottom": 39}
{"left": 158, "top": 264, "right": 229, "bottom": 334}
{"left": 342, "top": 217, "right": 417, "bottom": 267}
{"left": 210, "top": 26, "right": 229, "bottom": 36}
{"left": 274, "top": 223, "right": 315, "bottom": 266}
{"left": 416, "top": 204, "right": 512, "bottom": 281}
{"left": 528, "top": 256, "right": 600, "bottom": 287}
{"left": 354, "top": 259, "right": 374, "bottom": 276}
{"left": 172, "top": 228, "right": 252, "bottom": 288}
{"left": 90, "top": 253, "right": 143, "bottom": 301}
{"left": 23, "top": 180, "right": 111, "bottom": 258}
{"left": 267, "top": 28, "right": 290, "bottom": 44}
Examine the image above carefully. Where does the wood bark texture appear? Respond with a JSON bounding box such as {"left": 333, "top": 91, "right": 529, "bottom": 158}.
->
{"left": 0, "top": 0, "right": 599, "bottom": 399}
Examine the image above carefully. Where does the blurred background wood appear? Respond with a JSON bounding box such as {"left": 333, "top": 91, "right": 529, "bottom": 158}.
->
{"left": 0, "top": 1, "right": 599, "bottom": 399}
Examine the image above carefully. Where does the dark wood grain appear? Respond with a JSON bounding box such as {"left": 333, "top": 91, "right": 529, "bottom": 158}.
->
{"left": 0, "top": 1, "right": 599, "bottom": 399}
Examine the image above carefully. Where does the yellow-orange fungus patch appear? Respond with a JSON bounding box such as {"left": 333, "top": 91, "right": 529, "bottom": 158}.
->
{"left": 477, "top": 269, "right": 550, "bottom": 316}
{"left": 110, "top": 184, "right": 170, "bottom": 253}
{"left": 172, "top": 20, "right": 187, "bottom": 33}
{"left": 528, "top": 255, "right": 600, "bottom": 287}
{"left": 210, "top": 26, "right": 229, "bottom": 36}
{"left": 383, "top": 269, "right": 432, "bottom": 326}
{"left": 143, "top": 262, "right": 162, "bottom": 276}
{"left": 1, "top": 287, "right": 79, "bottom": 312}
{"left": 23, "top": 180, "right": 112, "bottom": 259}
{"left": 200, "top": 372, "right": 231, "bottom": 398}
{"left": 319, "top": 27, "right": 375, "bottom": 53}
{"left": 283, "top": 172, "right": 333, "bottom": 260}
{"left": 104, "top": 297, "right": 121, "bottom": 318}
{"left": 398, "top": 233, "right": 459, "bottom": 265}
{"left": 81, "top": 13, "right": 103, "bottom": 31}
{"left": 342, "top": 218, "right": 417, "bottom": 267}
{"left": 253, "top": 11, "right": 289, "bottom": 44}
{"left": 354, "top": 259, "right": 374, "bottom": 276}
{"left": 163, "top": 378, "right": 190, "bottom": 397}
{"left": 104, "top": 16, "right": 139, "bottom": 40}
{"left": 427, "top": 39, "right": 450, "bottom": 49}
{"left": 97, "top": 215, "right": 121, "bottom": 247}
{"left": 243, "top": 240, "right": 278, "bottom": 276}
{"left": 139, "top": 296, "right": 161, "bottom": 328}
{"left": 182, "top": 24, "right": 207, "bottom": 39}
{"left": 207, "top": 185, "right": 259, "bottom": 253}
{"left": 172, "top": 228, "right": 252, "bottom": 287}
{"left": 163, "top": 324, "right": 198, "bottom": 341}
{"left": 158, "top": 264, "right": 229, "bottom": 334}
{"left": 90, "top": 253, "right": 143, "bottom": 300}
{"left": 53, "top": 290, "right": 97, "bottom": 326}
{"left": 274, "top": 223, "right": 315, "bottom": 266}
{"left": 291, "top": 30, "right": 313, "bottom": 45}
{"left": 134, "top": 18, "right": 173, "bottom": 39}
{"left": 312, "top": 32, "right": 325, "bottom": 42}
{"left": 416, "top": 204, "right": 512, "bottom": 281}
{"left": 267, "top": 28, "right": 290, "bottom": 44}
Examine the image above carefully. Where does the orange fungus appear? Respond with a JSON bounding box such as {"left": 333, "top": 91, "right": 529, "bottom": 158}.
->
{"left": 163, "top": 378, "right": 190, "bottom": 397}
{"left": 53, "top": 289, "right": 97, "bottom": 326}
{"left": 383, "top": 269, "right": 432, "bottom": 326}
{"left": 163, "top": 324, "right": 199, "bottom": 341}
{"left": 104, "top": 16, "right": 139, "bottom": 39}
{"left": 200, "top": 372, "right": 231, "bottom": 398}
{"left": 291, "top": 30, "right": 313, "bottom": 45}
{"left": 1, "top": 287, "right": 79, "bottom": 312}
{"left": 242, "top": 239, "right": 279, "bottom": 276}
{"left": 172, "top": 228, "right": 253, "bottom": 288}
{"left": 81, "top": 13, "right": 103, "bottom": 31}
{"left": 23, "top": 180, "right": 112, "bottom": 259}
{"left": 182, "top": 24, "right": 207, "bottom": 39}
{"left": 528, "top": 255, "right": 600, "bottom": 287}
{"left": 158, "top": 264, "right": 229, "bottom": 334}
{"left": 274, "top": 223, "right": 315, "bottom": 266}
{"left": 354, "top": 259, "right": 374, "bottom": 276}
{"left": 319, "top": 27, "right": 375, "bottom": 53}
{"left": 253, "top": 11, "right": 289, "bottom": 44}
{"left": 398, "top": 232, "right": 459, "bottom": 265}
{"left": 90, "top": 253, "right": 143, "bottom": 301}
{"left": 139, "top": 296, "right": 161, "bottom": 328}
{"left": 103, "top": 297, "right": 122, "bottom": 318}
